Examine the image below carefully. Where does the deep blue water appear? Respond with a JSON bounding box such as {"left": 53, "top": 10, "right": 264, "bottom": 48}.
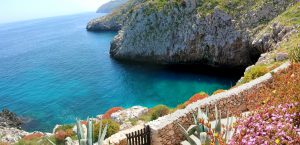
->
{"left": 0, "top": 13, "right": 240, "bottom": 132}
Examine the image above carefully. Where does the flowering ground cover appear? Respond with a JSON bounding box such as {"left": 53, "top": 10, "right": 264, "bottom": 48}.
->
{"left": 229, "top": 103, "right": 300, "bottom": 144}
{"left": 229, "top": 63, "right": 300, "bottom": 144}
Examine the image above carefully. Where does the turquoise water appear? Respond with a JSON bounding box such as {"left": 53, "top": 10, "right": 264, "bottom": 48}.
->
{"left": 0, "top": 13, "right": 240, "bottom": 132}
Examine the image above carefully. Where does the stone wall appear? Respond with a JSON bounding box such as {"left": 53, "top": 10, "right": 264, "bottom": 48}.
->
{"left": 104, "top": 125, "right": 145, "bottom": 145}
{"left": 148, "top": 62, "right": 290, "bottom": 145}
{"left": 104, "top": 62, "right": 290, "bottom": 145}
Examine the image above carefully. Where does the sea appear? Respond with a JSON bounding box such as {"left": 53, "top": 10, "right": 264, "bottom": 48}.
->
{"left": 0, "top": 12, "right": 241, "bottom": 132}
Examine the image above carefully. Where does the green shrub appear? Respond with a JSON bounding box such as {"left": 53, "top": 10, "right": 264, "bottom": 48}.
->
{"left": 289, "top": 45, "right": 300, "bottom": 63}
{"left": 53, "top": 124, "right": 76, "bottom": 143}
{"left": 175, "top": 103, "right": 187, "bottom": 110}
{"left": 140, "top": 105, "right": 171, "bottom": 122}
{"left": 128, "top": 118, "right": 139, "bottom": 126}
{"left": 93, "top": 119, "right": 120, "bottom": 141}
{"left": 150, "top": 105, "right": 170, "bottom": 120}
{"left": 54, "top": 124, "right": 74, "bottom": 133}
{"left": 241, "top": 65, "right": 269, "bottom": 84}
{"left": 212, "top": 89, "right": 225, "bottom": 95}
{"left": 15, "top": 136, "right": 58, "bottom": 145}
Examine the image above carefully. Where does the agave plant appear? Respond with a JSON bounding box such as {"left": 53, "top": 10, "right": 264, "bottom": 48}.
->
{"left": 75, "top": 117, "right": 108, "bottom": 145}
{"left": 178, "top": 105, "right": 233, "bottom": 145}
{"left": 48, "top": 118, "right": 108, "bottom": 145}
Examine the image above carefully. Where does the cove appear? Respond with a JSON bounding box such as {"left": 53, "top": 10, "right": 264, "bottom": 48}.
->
{"left": 0, "top": 13, "right": 241, "bottom": 132}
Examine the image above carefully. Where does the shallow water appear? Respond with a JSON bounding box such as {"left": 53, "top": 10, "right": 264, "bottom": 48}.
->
{"left": 0, "top": 13, "right": 240, "bottom": 132}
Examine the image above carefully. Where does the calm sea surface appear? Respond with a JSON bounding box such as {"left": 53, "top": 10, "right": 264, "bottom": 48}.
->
{"left": 0, "top": 13, "right": 240, "bottom": 132}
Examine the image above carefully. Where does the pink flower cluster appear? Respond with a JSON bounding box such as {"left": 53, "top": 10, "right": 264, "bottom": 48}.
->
{"left": 229, "top": 103, "right": 300, "bottom": 145}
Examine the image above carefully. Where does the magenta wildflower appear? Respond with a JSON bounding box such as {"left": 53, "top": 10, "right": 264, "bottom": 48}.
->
{"left": 229, "top": 103, "right": 300, "bottom": 145}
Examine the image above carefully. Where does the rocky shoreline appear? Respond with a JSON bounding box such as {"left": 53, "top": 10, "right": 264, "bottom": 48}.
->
{"left": 0, "top": 106, "right": 149, "bottom": 144}
{"left": 0, "top": 109, "right": 27, "bottom": 144}
{"left": 0, "top": 109, "right": 23, "bottom": 129}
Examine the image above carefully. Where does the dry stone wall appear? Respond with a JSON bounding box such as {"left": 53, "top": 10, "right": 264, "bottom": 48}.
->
{"left": 148, "top": 62, "right": 289, "bottom": 145}
{"left": 104, "top": 62, "right": 290, "bottom": 145}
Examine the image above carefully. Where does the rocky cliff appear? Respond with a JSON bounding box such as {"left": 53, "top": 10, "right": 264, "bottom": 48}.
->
{"left": 97, "top": 0, "right": 128, "bottom": 13}
{"left": 87, "top": 0, "right": 297, "bottom": 67}
{"left": 87, "top": 0, "right": 144, "bottom": 31}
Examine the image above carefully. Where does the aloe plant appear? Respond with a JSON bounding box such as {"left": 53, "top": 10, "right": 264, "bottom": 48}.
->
{"left": 178, "top": 105, "right": 233, "bottom": 145}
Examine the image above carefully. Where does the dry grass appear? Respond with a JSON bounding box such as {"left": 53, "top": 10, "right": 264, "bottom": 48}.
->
{"left": 0, "top": 142, "right": 9, "bottom": 145}
{"left": 230, "top": 63, "right": 300, "bottom": 144}
{"left": 245, "top": 63, "right": 300, "bottom": 107}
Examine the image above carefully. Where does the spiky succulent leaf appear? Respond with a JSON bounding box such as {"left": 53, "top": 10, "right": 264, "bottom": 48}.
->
{"left": 225, "top": 117, "right": 234, "bottom": 143}
{"left": 177, "top": 123, "right": 197, "bottom": 145}
{"left": 80, "top": 139, "right": 88, "bottom": 145}
{"left": 76, "top": 119, "right": 85, "bottom": 143}
{"left": 199, "top": 132, "right": 207, "bottom": 144}
{"left": 192, "top": 112, "right": 198, "bottom": 125}
{"left": 192, "top": 112, "right": 202, "bottom": 137}
{"left": 46, "top": 138, "right": 56, "bottom": 145}
{"left": 215, "top": 119, "right": 222, "bottom": 134}
{"left": 187, "top": 125, "right": 198, "bottom": 136}
{"left": 65, "top": 137, "right": 74, "bottom": 145}
{"left": 198, "top": 107, "right": 208, "bottom": 123}
{"left": 224, "top": 111, "right": 230, "bottom": 141}
{"left": 214, "top": 105, "right": 218, "bottom": 120}
{"left": 214, "top": 106, "right": 222, "bottom": 134}
{"left": 99, "top": 123, "right": 108, "bottom": 145}
{"left": 87, "top": 118, "right": 93, "bottom": 145}
{"left": 205, "top": 106, "right": 209, "bottom": 117}
{"left": 98, "top": 120, "right": 103, "bottom": 145}
{"left": 195, "top": 108, "right": 209, "bottom": 134}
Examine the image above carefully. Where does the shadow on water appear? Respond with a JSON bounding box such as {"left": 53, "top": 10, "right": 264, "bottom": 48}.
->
{"left": 111, "top": 59, "right": 245, "bottom": 80}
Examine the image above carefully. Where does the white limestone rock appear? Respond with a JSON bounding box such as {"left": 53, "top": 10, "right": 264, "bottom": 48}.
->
{"left": 0, "top": 126, "right": 29, "bottom": 144}
{"left": 111, "top": 106, "right": 148, "bottom": 124}
{"left": 88, "top": 0, "right": 294, "bottom": 68}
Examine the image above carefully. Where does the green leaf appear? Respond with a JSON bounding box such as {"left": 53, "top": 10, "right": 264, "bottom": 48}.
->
{"left": 80, "top": 139, "right": 88, "bottom": 145}
{"left": 87, "top": 118, "right": 93, "bottom": 145}
{"left": 99, "top": 123, "right": 108, "bottom": 145}
{"left": 199, "top": 132, "right": 207, "bottom": 144}
{"left": 98, "top": 120, "right": 103, "bottom": 145}
{"left": 46, "top": 138, "right": 56, "bottom": 145}
{"left": 76, "top": 118, "right": 85, "bottom": 144}
{"left": 177, "top": 123, "right": 197, "bottom": 145}
{"left": 214, "top": 105, "right": 221, "bottom": 134}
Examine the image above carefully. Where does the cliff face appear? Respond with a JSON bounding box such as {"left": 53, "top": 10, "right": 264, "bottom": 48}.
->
{"left": 87, "top": 0, "right": 144, "bottom": 31}
{"left": 88, "top": 0, "right": 296, "bottom": 67}
{"left": 97, "top": 0, "right": 128, "bottom": 13}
